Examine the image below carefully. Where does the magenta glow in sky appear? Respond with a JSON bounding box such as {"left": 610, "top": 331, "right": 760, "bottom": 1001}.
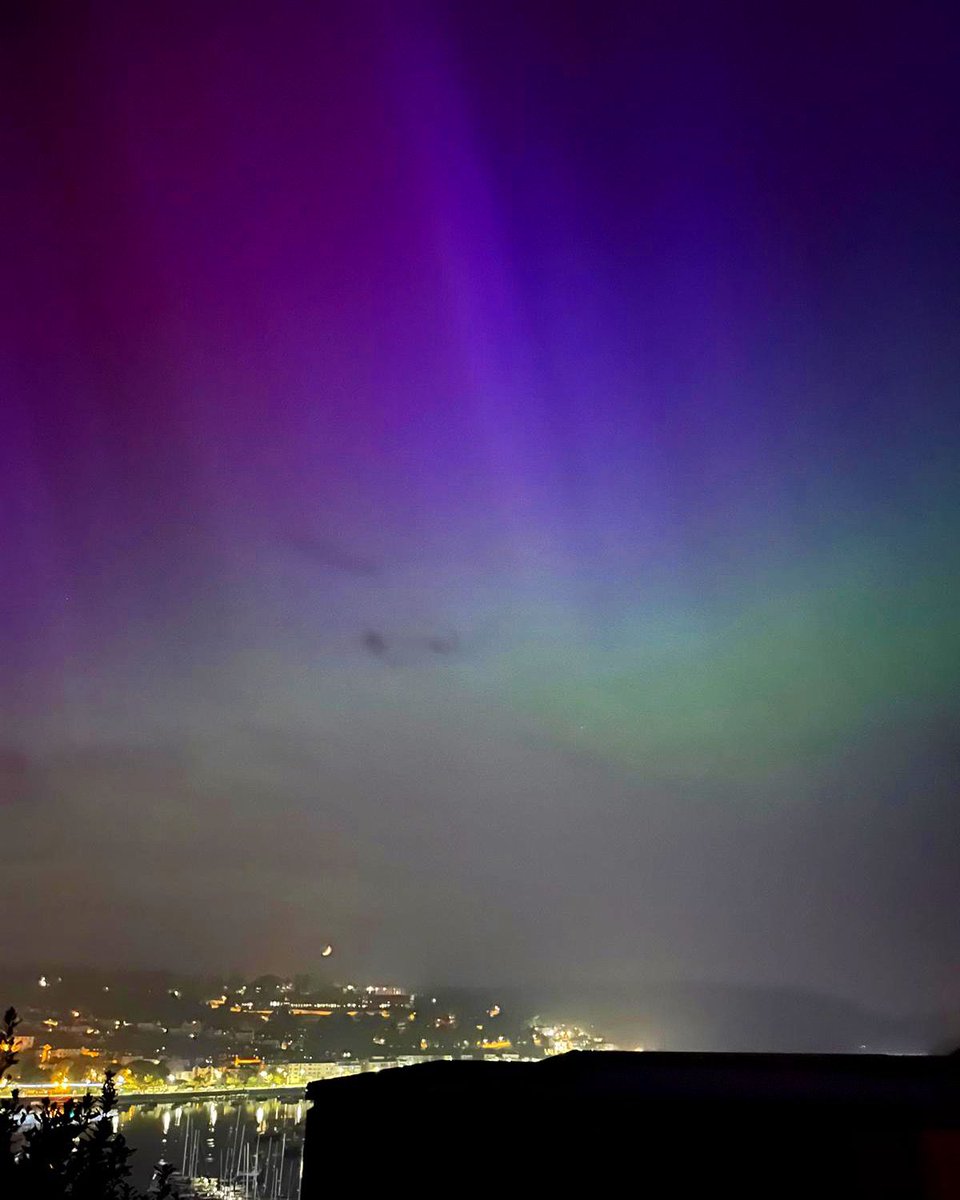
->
{"left": 1, "top": 2, "right": 959, "bottom": 1015}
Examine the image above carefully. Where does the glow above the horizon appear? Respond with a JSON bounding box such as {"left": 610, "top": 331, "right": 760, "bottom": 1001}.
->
{"left": 1, "top": 2, "right": 958, "bottom": 1010}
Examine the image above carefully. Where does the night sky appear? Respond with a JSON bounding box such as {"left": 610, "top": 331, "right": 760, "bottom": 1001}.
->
{"left": 2, "top": 2, "right": 958, "bottom": 1014}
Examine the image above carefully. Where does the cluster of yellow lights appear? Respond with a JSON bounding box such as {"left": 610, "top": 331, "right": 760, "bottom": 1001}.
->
{"left": 537, "top": 1025, "right": 614, "bottom": 1055}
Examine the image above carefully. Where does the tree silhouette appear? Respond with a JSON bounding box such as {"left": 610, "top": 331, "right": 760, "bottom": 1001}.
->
{"left": 0, "top": 1007, "right": 172, "bottom": 1199}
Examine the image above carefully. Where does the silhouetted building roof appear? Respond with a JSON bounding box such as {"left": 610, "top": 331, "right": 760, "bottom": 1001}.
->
{"left": 302, "top": 1052, "right": 959, "bottom": 1198}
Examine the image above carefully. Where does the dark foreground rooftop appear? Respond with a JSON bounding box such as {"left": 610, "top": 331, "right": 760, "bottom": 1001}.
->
{"left": 303, "top": 1051, "right": 959, "bottom": 1198}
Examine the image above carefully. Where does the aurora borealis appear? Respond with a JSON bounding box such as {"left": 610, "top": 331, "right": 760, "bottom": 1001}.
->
{"left": 2, "top": 2, "right": 958, "bottom": 1015}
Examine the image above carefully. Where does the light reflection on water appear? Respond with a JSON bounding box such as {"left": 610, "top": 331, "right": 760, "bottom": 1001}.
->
{"left": 119, "top": 1096, "right": 305, "bottom": 1195}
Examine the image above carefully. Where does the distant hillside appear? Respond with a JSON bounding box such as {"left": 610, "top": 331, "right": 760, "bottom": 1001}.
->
{"left": 424, "top": 980, "right": 957, "bottom": 1054}
{"left": 519, "top": 981, "right": 958, "bottom": 1054}
{"left": 3, "top": 966, "right": 954, "bottom": 1055}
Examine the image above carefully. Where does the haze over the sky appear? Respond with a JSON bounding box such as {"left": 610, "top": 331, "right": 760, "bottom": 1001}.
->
{"left": 2, "top": 2, "right": 958, "bottom": 1014}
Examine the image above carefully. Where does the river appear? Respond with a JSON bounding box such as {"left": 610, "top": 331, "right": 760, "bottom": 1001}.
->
{"left": 118, "top": 1095, "right": 307, "bottom": 1196}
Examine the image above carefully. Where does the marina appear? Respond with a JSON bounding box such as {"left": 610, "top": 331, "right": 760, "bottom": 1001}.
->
{"left": 120, "top": 1096, "right": 306, "bottom": 1198}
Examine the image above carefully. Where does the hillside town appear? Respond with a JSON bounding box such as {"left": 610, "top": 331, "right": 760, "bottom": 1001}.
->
{"left": 2, "top": 970, "right": 615, "bottom": 1097}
